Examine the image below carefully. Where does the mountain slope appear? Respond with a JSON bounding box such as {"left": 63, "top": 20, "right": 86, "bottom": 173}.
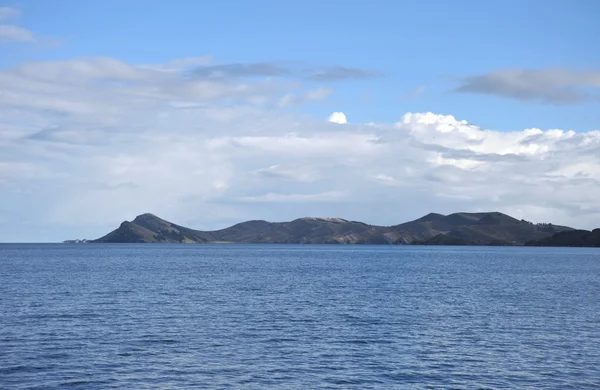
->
{"left": 94, "top": 213, "right": 216, "bottom": 243}
{"left": 393, "top": 212, "right": 572, "bottom": 245}
{"left": 525, "top": 229, "right": 600, "bottom": 247}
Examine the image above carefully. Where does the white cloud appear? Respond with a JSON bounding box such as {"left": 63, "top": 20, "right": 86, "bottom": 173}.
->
{"left": 1, "top": 56, "right": 600, "bottom": 241}
{"left": 328, "top": 111, "right": 347, "bottom": 124}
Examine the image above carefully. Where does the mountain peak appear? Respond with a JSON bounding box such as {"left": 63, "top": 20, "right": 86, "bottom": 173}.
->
{"left": 134, "top": 213, "right": 161, "bottom": 221}
{"left": 131, "top": 213, "right": 172, "bottom": 232}
{"left": 415, "top": 212, "right": 446, "bottom": 222}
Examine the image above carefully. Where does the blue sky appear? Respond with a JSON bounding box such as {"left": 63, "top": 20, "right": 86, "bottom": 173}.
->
{"left": 1, "top": 0, "right": 600, "bottom": 241}
{"left": 6, "top": 0, "right": 600, "bottom": 130}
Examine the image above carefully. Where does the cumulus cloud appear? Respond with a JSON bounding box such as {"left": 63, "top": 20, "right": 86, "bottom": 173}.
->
{"left": 1, "top": 56, "right": 600, "bottom": 241}
{"left": 328, "top": 112, "right": 347, "bottom": 124}
{"left": 455, "top": 68, "right": 600, "bottom": 104}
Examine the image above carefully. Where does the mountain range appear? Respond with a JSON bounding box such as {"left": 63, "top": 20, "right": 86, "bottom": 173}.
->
{"left": 68, "top": 211, "right": 579, "bottom": 246}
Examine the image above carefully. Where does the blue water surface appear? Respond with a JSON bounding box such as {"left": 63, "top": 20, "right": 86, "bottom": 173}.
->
{"left": 0, "top": 244, "right": 599, "bottom": 389}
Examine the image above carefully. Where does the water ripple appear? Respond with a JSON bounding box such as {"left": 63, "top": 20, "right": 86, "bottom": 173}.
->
{"left": 1, "top": 244, "right": 599, "bottom": 389}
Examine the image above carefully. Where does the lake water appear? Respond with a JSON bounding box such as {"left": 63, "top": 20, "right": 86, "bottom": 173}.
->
{"left": 1, "top": 244, "right": 599, "bottom": 389}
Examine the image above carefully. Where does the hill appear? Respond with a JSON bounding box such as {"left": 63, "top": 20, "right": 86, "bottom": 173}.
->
{"left": 525, "top": 229, "right": 600, "bottom": 247}
{"left": 94, "top": 214, "right": 216, "bottom": 243}
{"left": 84, "top": 211, "right": 575, "bottom": 245}
{"left": 394, "top": 212, "right": 572, "bottom": 245}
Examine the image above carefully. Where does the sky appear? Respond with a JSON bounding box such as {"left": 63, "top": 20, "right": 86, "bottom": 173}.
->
{"left": 1, "top": 0, "right": 600, "bottom": 242}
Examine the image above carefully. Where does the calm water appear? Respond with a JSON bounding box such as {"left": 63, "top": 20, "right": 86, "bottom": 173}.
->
{"left": 1, "top": 245, "right": 599, "bottom": 389}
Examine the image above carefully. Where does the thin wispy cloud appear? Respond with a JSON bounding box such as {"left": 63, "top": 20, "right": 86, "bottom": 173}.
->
{"left": 143, "top": 56, "right": 213, "bottom": 72}
{"left": 237, "top": 191, "right": 346, "bottom": 203}
{"left": 0, "top": 6, "right": 37, "bottom": 44}
{"left": 305, "top": 66, "right": 382, "bottom": 82}
{"left": 0, "top": 23, "right": 35, "bottom": 44}
{"left": 407, "top": 86, "right": 426, "bottom": 99}
{"left": 193, "top": 62, "right": 290, "bottom": 79}
{"left": 0, "top": 6, "right": 20, "bottom": 20}
{"left": 251, "top": 165, "right": 320, "bottom": 182}
{"left": 277, "top": 87, "right": 333, "bottom": 107}
{"left": 191, "top": 62, "right": 381, "bottom": 83}
{"left": 454, "top": 69, "right": 600, "bottom": 104}
{"left": 0, "top": 7, "right": 61, "bottom": 47}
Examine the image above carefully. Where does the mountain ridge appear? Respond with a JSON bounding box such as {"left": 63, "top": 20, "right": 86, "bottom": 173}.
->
{"left": 71, "top": 211, "right": 577, "bottom": 246}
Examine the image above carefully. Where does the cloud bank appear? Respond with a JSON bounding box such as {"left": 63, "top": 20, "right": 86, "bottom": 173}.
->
{"left": 1, "top": 56, "right": 599, "bottom": 241}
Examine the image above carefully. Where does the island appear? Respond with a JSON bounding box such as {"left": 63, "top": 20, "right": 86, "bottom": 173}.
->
{"left": 65, "top": 211, "right": 586, "bottom": 246}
